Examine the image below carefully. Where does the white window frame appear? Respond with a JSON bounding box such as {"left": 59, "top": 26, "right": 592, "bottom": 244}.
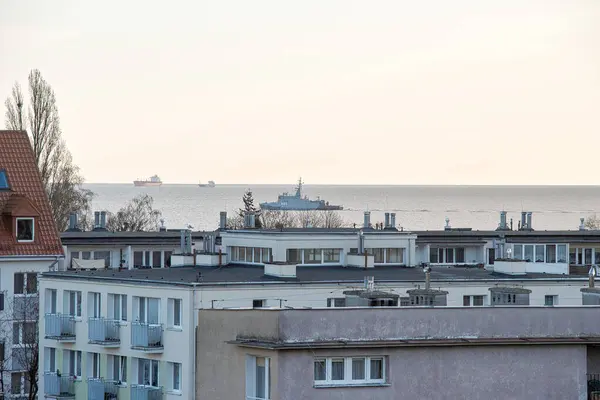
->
{"left": 65, "top": 349, "right": 82, "bottom": 379}
{"left": 463, "top": 295, "right": 486, "bottom": 307}
{"left": 89, "top": 292, "right": 101, "bottom": 318}
{"left": 169, "top": 362, "right": 181, "bottom": 393}
{"left": 134, "top": 297, "right": 160, "bottom": 324}
{"left": 15, "top": 217, "right": 34, "bottom": 242}
{"left": 137, "top": 358, "right": 160, "bottom": 387}
{"left": 168, "top": 298, "right": 182, "bottom": 329}
{"left": 313, "top": 356, "right": 386, "bottom": 387}
{"left": 109, "top": 293, "right": 127, "bottom": 322}
{"left": 64, "top": 290, "right": 82, "bottom": 317}
{"left": 88, "top": 352, "right": 101, "bottom": 378}
{"left": 44, "top": 347, "right": 56, "bottom": 372}
{"left": 545, "top": 295, "right": 558, "bottom": 306}
{"left": 108, "top": 354, "right": 127, "bottom": 385}
{"left": 246, "top": 355, "right": 270, "bottom": 400}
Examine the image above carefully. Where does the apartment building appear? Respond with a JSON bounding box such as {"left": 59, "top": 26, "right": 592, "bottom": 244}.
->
{"left": 0, "top": 130, "right": 64, "bottom": 398}
{"left": 197, "top": 306, "right": 600, "bottom": 400}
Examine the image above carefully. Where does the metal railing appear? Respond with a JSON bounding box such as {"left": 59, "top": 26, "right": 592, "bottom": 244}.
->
{"left": 131, "top": 322, "right": 163, "bottom": 350}
{"left": 44, "top": 372, "right": 75, "bottom": 397}
{"left": 44, "top": 313, "right": 76, "bottom": 339}
{"left": 130, "top": 384, "right": 162, "bottom": 400}
{"left": 588, "top": 374, "right": 600, "bottom": 400}
{"left": 88, "top": 377, "right": 119, "bottom": 400}
{"left": 88, "top": 317, "right": 120, "bottom": 344}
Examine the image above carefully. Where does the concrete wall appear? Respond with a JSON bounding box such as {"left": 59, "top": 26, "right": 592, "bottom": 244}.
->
{"left": 275, "top": 307, "right": 600, "bottom": 342}
{"left": 277, "top": 345, "right": 587, "bottom": 400}
{"left": 196, "top": 310, "right": 280, "bottom": 400}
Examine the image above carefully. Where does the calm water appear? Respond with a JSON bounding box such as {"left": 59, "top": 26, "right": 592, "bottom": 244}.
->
{"left": 83, "top": 184, "right": 600, "bottom": 232}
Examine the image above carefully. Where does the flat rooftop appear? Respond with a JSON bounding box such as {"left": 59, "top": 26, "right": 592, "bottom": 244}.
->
{"left": 41, "top": 265, "right": 584, "bottom": 287}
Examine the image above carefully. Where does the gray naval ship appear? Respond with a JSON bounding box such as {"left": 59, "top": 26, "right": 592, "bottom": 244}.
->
{"left": 260, "top": 178, "right": 343, "bottom": 211}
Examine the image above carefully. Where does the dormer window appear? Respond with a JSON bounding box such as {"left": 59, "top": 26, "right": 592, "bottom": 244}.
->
{"left": 16, "top": 218, "right": 34, "bottom": 242}
{"left": 0, "top": 170, "right": 9, "bottom": 190}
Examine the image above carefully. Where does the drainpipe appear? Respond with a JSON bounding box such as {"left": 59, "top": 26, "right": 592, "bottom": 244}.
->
{"left": 364, "top": 251, "right": 368, "bottom": 269}
{"left": 590, "top": 265, "right": 596, "bottom": 288}
{"left": 218, "top": 248, "right": 222, "bottom": 267}
{"left": 424, "top": 265, "right": 431, "bottom": 290}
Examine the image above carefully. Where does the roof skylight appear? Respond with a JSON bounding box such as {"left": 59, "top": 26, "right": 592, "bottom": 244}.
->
{"left": 0, "top": 170, "right": 9, "bottom": 190}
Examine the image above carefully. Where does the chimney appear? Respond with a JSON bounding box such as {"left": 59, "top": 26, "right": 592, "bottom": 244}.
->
{"left": 580, "top": 218, "right": 586, "bottom": 231}
{"left": 520, "top": 212, "right": 526, "bottom": 230}
{"left": 390, "top": 213, "right": 396, "bottom": 229}
{"left": 94, "top": 211, "right": 100, "bottom": 228}
{"left": 68, "top": 213, "right": 78, "bottom": 230}
{"left": 363, "top": 211, "right": 371, "bottom": 228}
{"left": 500, "top": 211, "right": 507, "bottom": 229}
{"left": 249, "top": 213, "right": 256, "bottom": 228}
{"left": 100, "top": 211, "right": 107, "bottom": 229}
{"left": 384, "top": 213, "right": 390, "bottom": 229}
{"left": 526, "top": 212, "right": 532, "bottom": 230}
{"left": 219, "top": 212, "right": 227, "bottom": 229}
{"left": 159, "top": 219, "right": 167, "bottom": 232}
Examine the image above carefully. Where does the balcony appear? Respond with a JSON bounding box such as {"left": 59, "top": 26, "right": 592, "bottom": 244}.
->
{"left": 88, "top": 378, "right": 119, "bottom": 400}
{"left": 88, "top": 317, "right": 120, "bottom": 346}
{"left": 44, "top": 314, "right": 76, "bottom": 342}
{"left": 131, "top": 322, "right": 163, "bottom": 352}
{"left": 130, "top": 384, "right": 162, "bottom": 400}
{"left": 44, "top": 373, "right": 75, "bottom": 398}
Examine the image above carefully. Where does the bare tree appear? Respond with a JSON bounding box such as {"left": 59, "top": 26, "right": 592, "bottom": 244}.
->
{"left": 4, "top": 69, "right": 93, "bottom": 231}
{"left": 261, "top": 210, "right": 296, "bottom": 229}
{"left": 0, "top": 275, "right": 40, "bottom": 400}
{"left": 106, "top": 194, "right": 162, "bottom": 232}
{"left": 586, "top": 215, "right": 600, "bottom": 230}
{"left": 318, "top": 210, "right": 346, "bottom": 228}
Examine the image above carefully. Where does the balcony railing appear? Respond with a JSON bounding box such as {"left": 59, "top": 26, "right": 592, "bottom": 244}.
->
{"left": 44, "top": 372, "right": 75, "bottom": 398}
{"left": 131, "top": 322, "right": 163, "bottom": 351}
{"left": 88, "top": 378, "right": 119, "bottom": 400}
{"left": 88, "top": 317, "right": 120, "bottom": 346}
{"left": 130, "top": 384, "right": 162, "bottom": 400}
{"left": 44, "top": 314, "right": 76, "bottom": 341}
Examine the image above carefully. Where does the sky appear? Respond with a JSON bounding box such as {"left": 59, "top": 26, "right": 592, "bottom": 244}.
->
{"left": 1, "top": 0, "right": 599, "bottom": 185}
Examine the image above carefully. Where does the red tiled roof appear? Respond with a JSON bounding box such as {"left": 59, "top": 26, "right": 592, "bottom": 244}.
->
{"left": 0, "top": 130, "right": 64, "bottom": 257}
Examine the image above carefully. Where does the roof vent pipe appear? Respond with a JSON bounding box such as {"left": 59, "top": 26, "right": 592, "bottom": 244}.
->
{"left": 580, "top": 218, "right": 586, "bottom": 231}
{"left": 390, "top": 213, "right": 396, "bottom": 229}
{"left": 219, "top": 212, "right": 227, "bottom": 229}
{"left": 68, "top": 213, "right": 78, "bottom": 230}
{"left": 499, "top": 211, "right": 507, "bottom": 229}
{"left": 363, "top": 211, "right": 371, "bottom": 229}
{"left": 384, "top": 213, "right": 390, "bottom": 229}
{"left": 520, "top": 212, "right": 527, "bottom": 230}
{"left": 526, "top": 212, "right": 532, "bottom": 230}
{"left": 100, "top": 211, "right": 107, "bottom": 229}
{"left": 94, "top": 211, "right": 100, "bottom": 228}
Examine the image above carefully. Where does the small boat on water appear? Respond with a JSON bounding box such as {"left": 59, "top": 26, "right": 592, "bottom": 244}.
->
{"left": 133, "top": 175, "right": 162, "bottom": 187}
{"left": 199, "top": 180, "right": 216, "bottom": 188}
{"left": 260, "top": 178, "right": 343, "bottom": 211}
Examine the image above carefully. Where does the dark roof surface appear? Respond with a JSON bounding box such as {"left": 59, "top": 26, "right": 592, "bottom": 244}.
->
{"left": 0, "top": 131, "right": 63, "bottom": 256}
{"left": 41, "top": 265, "right": 583, "bottom": 287}
{"left": 61, "top": 230, "right": 208, "bottom": 245}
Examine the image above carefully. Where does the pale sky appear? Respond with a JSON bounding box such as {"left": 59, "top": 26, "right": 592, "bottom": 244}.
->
{"left": 1, "top": 0, "right": 599, "bottom": 185}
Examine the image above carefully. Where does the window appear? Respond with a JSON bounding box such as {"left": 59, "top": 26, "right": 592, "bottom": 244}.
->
{"left": 463, "top": 295, "right": 485, "bottom": 307}
{"left": 535, "top": 245, "right": 544, "bottom": 262}
{"left": 89, "top": 292, "right": 101, "bottom": 318}
{"left": 455, "top": 248, "right": 465, "bottom": 263}
{"left": 386, "top": 248, "right": 404, "bottom": 264}
{"left": 13, "top": 322, "right": 37, "bottom": 345}
{"left": 286, "top": 249, "right": 300, "bottom": 264}
{"left": 261, "top": 248, "right": 271, "bottom": 264}
{"left": 314, "top": 357, "right": 385, "bottom": 386}
{"left": 253, "top": 299, "right": 266, "bottom": 308}
{"left": 246, "top": 355, "right": 270, "bottom": 400}
{"left": 545, "top": 295, "right": 557, "bottom": 306}
{"left": 513, "top": 245, "right": 523, "bottom": 260}
{"left": 546, "top": 245, "right": 556, "bottom": 263}
{"left": 164, "top": 251, "right": 172, "bottom": 267}
{"left": 367, "top": 248, "right": 384, "bottom": 263}
{"left": 324, "top": 249, "right": 342, "bottom": 263}
{"left": 0, "top": 170, "right": 9, "bottom": 189}
{"left": 93, "top": 251, "right": 111, "bottom": 267}
{"left": 137, "top": 358, "right": 160, "bottom": 387}
{"left": 65, "top": 349, "right": 82, "bottom": 378}
{"left": 16, "top": 218, "right": 34, "bottom": 242}
{"left": 557, "top": 245, "right": 567, "bottom": 263}
{"left": 11, "top": 373, "right": 24, "bottom": 395}
{"left": 134, "top": 297, "right": 160, "bottom": 324}
{"left": 44, "top": 347, "right": 56, "bottom": 372}
{"left": 524, "top": 245, "right": 534, "bottom": 262}
{"left": 303, "top": 249, "right": 321, "bottom": 264}
{"left": 144, "top": 251, "right": 151, "bottom": 266}
{"left": 109, "top": 355, "right": 127, "bottom": 384}
{"left": 14, "top": 272, "right": 37, "bottom": 295}
{"left": 46, "top": 289, "right": 57, "bottom": 314}
{"left": 170, "top": 362, "right": 181, "bottom": 392}
{"left": 109, "top": 294, "right": 127, "bottom": 321}
{"left": 327, "top": 298, "right": 346, "bottom": 308}
{"left": 133, "top": 251, "right": 143, "bottom": 267}
{"left": 64, "top": 291, "right": 82, "bottom": 317}
{"left": 431, "top": 248, "right": 464, "bottom": 264}
{"left": 88, "top": 352, "right": 101, "bottom": 378}
{"left": 168, "top": 298, "right": 182, "bottom": 328}
{"left": 152, "top": 251, "right": 162, "bottom": 268}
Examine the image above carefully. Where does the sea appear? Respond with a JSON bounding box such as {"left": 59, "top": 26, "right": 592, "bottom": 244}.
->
{"left": 83, "top": 184, "right": 600, "bottom": 232}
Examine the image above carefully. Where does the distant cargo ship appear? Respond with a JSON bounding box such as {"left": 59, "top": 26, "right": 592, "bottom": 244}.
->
{"left": 199, "top": 180, "right": 216, "bottom": 188}
{"left": 260, "top": 178, "right": 343, "bottom": 211}
{"left": 133, "top": 175, "right": 162, "bottom": 187}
